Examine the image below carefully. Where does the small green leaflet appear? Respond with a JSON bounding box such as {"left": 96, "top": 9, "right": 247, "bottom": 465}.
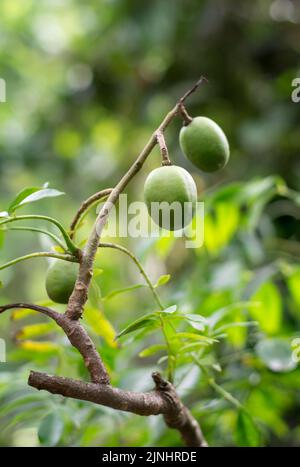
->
{"left": 139, "top": 344, "right": 167, "bottom": 358}
{"left": 103, "top": 284, "right": 146, "bottom": 301}
{"left": 117, "top": 313, "right": 159, "bottom": 338}
{"left": 160, "top": 305, "right": 177, "bottom": 314}
{"left": 170, "top": 332, "right": 217, "bottom": 345}
{"left": 154, "top": 274, "right": 171, "bottom": 288}
{"left": 8, "top": 186, "right": 65, "bottom": 214}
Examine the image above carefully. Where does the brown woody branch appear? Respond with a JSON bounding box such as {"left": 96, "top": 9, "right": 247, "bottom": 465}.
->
{"left": 0, "top": 303, "right": 109, "bottom": 384}
{"left": 29, "top": 370, "right": 207, "bottom": 447}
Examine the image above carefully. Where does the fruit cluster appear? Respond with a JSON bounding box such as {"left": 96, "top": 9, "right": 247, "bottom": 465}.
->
{"left": 144, "top": 116, "right": 229, "bottom": 230}
{"left": 46, "top": 116, "right": 229, "bottom": 304}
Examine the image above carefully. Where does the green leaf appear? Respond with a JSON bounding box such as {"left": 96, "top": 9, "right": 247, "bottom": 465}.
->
{"left": 0, "top": 211, "right": 9, "bottom": 218}
{"left": 8, "top": 187, "right": 64, "bottom": 214}
{"left": 38, "top": 413, "right": 64, "bottom": 447}
{"left": 8, "top": 187, "right": 41, "bottom": 213}
{"left": 117, "top": 313, "right": 158, "bottom": 338}
{"left": 183, "top": 313, "right": 207, "bottom": 332}
{"left": 250, "top": 282, "right": 282, "bottom": 334}
{"left": 103, "top": 284, "right": 146, "bottom": 301}
{"left": 256, "top": 338, "right": 297, "bottom": 373}
{"left": 235, "top": 410, "right": 261, "bottom": 447}
{"left": 138, "top": 344, "right": 167, "bottom": 358}
{"left": 171, "top": 332, "right": 216, "bottom": 345}
{"left": 154, "top": 274, "right": 171, "bottom": 288}
{"left": 160, "top": 305, "right": 177, "bottom": 314}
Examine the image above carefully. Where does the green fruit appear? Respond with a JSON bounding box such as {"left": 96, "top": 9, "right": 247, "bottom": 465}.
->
{"left": 45, "top": 260, "right": 79, "bottom": 304}
{"left": 179, "top": 116, "right": 229, "bottom": 172}
{"left": 144, "top": 165, "right": 197, "bottom": 231}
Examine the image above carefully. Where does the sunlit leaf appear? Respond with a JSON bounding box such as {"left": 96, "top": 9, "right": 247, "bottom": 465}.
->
{"left": 11, "top": 308, "right": 38, "bottom": 320}
{"left": 18, "top": 340, "right": 59, "bottom": 353}
{"left": 84, "top": 307, "right": 117, "bottom": 348}
{"left": 16, "top": 322, "right": 56, "bottom": 340}
{"left": 250, "top": 282, "right": 282, "bottom": 334}
{"left": 154, "top": 274, "right": 171, "bottom": 288}
{"left": 160, "top": 305, "right": 177, "bottom": 314}
{"left": 8, "top": 187, "right": 64, "bottom": 214}
{"left": 171, "top": 333, "right": 216, "bottom": 344}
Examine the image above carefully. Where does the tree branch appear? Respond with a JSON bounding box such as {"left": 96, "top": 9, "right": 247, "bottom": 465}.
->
{"left": 29, "top": 370, "right": 207, "bottom": 447}
{"left": 0, "top": 303, "right": 109, "bottom": 384}
{"left": 66, "top": 77, "right": 207, "bottom": 320}
{"left": 0, "top": 79, "right": 209, "bottom": 447}
{"left": 0, "top": 302, "right": 60, "bottom": 320}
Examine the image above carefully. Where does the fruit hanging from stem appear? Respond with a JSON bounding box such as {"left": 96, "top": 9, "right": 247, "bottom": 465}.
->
{"left": 179, "top": 116, "right": 229, "bottom": 172}
{"left": 144, "top": 165, "right": 197, "bottom": 231}
{"left": 45, "top": 259, "right": 79, "bottom": 304}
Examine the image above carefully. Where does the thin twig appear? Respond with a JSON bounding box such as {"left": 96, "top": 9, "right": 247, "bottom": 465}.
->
{"left": 0, "top": 302, "right": 60, "bottom": 320}
{"left": 0, "top": 215, "right": 78, "bottom": 255}
{"left": 3, "top": 226, "right": 67, "bottom": 252}
{"left": 99, "top": 242, "right": 164, "bottom": 310}
{"left": 0, "top": 252, "right": 77, "bottom": 271}
{"left": 70, "top": 188, "right": 113, "bottom": 239}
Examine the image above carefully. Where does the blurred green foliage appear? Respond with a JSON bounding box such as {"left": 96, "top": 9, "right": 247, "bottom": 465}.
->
{"left": 0, "top": 0, "right": 300, "bottom": 448}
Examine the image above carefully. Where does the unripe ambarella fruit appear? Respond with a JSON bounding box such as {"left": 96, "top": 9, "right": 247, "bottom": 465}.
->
{"left": 179, "top": 116, "right": 229, "bottom": 172}
{"left": 45, "top": 260, "right": 79, "bottom": 304}
{"left": 144, "top": 165, "right": 197, "bottom": 231}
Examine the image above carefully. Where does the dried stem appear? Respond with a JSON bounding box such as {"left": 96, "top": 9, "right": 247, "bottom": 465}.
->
{"left": 156, "top": 130, "right": 172, "bottom": 166}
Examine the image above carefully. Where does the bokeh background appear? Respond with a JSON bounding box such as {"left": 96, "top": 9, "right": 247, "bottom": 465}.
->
{"left": 0, "top": 0, "right": 300, "bottom": 447}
